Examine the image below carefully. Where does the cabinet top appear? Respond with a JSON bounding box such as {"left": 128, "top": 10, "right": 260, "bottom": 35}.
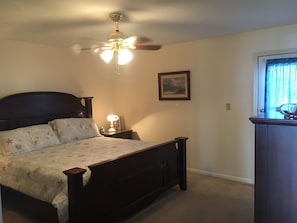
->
{"left": 101, "top": 129, "right": 132, "bottom": 137}
{"left": 250, "top": 112, "right": 297, "bottom": 126}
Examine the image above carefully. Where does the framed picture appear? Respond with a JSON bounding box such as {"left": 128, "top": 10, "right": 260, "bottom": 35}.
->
{"left": 158, "top": 70, "right": 191, "bottom": 100}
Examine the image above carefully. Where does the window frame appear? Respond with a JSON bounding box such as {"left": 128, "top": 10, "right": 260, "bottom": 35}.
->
{"left": 253, "top": 49, "right": 297, "bottom": 115}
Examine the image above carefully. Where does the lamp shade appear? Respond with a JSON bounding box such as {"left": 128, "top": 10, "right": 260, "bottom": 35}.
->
{"left": 100, "top": 48, "right": 133, "bottom": 65}
{"left": 107, "top": 114, "right": 119, "bottom": 122}
{"left": 118, "top": 49, "right": 133, "bottom": 65}
{"left": 100, "top": 50, "right": 114, "bottom": 64}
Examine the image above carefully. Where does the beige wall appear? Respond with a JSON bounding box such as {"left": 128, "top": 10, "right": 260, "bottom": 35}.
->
{"left": 0, "top": 40, "right": 113, "bottom": 126}
{"left": 112, "top": 23, "right": 297, "bottom": 183}
{"left": 2, "top": 23, "right": 297, "bottom": 183}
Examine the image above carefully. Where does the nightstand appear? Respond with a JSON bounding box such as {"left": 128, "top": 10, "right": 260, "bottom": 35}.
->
{"left": 101, "top": 129, "right": 133, "bottom": 139}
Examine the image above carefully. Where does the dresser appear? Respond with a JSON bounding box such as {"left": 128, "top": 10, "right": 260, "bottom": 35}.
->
{"left": 250, "top": 114, "right": 297, "bottom": 223}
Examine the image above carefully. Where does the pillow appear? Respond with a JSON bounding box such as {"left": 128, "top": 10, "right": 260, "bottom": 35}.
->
{"left": 25, "top": 124, "right": 61, "bottom": 150}
{"left": 49, "top": 118, "right": 100, "bottom": 143}
{"left": 0, "top": 124, "right": 60, "bottom": 156}
{"left": 0, "top": 128, "right": 32, "bottom": 155}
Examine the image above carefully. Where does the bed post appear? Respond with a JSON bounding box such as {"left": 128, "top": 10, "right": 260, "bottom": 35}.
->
{"left": 80, "top": 97, "right": 93, "bottom": 118}
{"left": 176, "top": 137, "right": 188, "bottom": 190}
{"left": 63, "top": 167, "right": 87, "bottom": 223}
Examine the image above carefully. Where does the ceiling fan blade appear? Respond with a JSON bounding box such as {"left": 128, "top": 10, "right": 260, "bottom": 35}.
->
{"left": 99, "top": 42, "right": 113, "bottom": 50}
{"left": 124, "top": 36, "right": 151, "bottom": 45}
{"left": 71, "top": 44, "right": 82, "bottom": 56}
{"left": 71, "top": 43, "right": 101, "bottom": 56}
{"left": 134, "top": 45, "right": 162, "bottom": 50}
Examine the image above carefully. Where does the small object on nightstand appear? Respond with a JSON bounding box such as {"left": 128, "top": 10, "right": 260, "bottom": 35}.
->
{"left": 101, "top": 129, "right": 133, "bottom": 139}
{"left": 99, "top": 126, "right": 105, "bottom": 134}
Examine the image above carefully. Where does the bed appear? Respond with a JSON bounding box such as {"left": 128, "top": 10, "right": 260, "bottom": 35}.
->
{"left": 0, "top": 91, "right": 188, "bottom": 223}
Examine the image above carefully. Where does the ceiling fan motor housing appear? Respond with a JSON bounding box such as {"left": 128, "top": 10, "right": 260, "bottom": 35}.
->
{"left": 108, "top": 31, "right": 126, "bottom": 42}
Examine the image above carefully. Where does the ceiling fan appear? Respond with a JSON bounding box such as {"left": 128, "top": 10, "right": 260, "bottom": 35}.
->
{"left": 72, "top": 12, "right": 162, "bottom": 65}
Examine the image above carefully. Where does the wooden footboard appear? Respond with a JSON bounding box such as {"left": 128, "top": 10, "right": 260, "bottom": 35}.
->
{"left": 64, "top": 137, "right": 188, "bottom": 223}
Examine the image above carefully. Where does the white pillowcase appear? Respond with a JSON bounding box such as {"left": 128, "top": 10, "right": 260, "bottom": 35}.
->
{"left": 0, "top": 124, "right": 60, "bottom": 156}
{"left": 26, "top": 124, "right": 61, "bottom": 150}
{"left": 49, "top": 118, "right": 100, "bottom": 143}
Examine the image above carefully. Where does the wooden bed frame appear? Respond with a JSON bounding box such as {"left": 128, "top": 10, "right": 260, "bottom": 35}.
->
{"left": 0, "top": 91, "right": 188, "bottom": 223}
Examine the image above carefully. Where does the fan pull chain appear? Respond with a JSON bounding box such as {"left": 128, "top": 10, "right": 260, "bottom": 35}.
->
{"left": 115, "top": 51, "right": 120, "bottom": 75}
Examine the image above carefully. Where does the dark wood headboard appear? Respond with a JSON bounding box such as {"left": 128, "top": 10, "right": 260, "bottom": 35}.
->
{"left": 0, "top": 92, "right": 93, "bottom": 131}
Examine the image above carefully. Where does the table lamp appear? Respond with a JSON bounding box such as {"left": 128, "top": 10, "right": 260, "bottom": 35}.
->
{"left": 107, "top": 114, "right": 119, "bottom": 132}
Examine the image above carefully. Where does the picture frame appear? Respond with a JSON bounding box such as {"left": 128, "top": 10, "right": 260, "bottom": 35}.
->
{"left": 158, "top": 70, "right": 191, "bottom": 100}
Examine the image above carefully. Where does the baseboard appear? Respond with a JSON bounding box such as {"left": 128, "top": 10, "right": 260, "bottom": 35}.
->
{"left": 187, "top": 168, "right": 254, "bottom": 185}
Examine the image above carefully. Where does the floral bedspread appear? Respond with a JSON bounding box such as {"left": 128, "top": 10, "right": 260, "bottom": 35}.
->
{"left": 0, "top": 137, "right": 157, "bottom": 222}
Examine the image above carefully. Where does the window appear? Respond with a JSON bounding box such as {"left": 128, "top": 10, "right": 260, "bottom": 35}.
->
{"left": 265, "top": 58, "right": 297, "bottom": 114}
{"left": 254, "top": 50, "right": 297, "bottom": 115}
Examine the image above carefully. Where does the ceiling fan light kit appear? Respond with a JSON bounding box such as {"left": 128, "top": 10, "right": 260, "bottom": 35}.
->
{"left": 117, "top": 49, "right": 134, "bottom": 65}
{"left": 100, "top": 50, "right": 113, "bottom": 63}
{"left": 72, "top": 12, "right": 161, "bottom": 68}
{"left": 100, "top": 12, "right": 133, "bottom": 65}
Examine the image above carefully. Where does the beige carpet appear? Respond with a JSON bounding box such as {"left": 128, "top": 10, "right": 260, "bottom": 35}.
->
{"left": 126, "top": 172, "right": 253, "bottom": 223}
{"left": 2, "top": 172, "right": 254, "bottom": 223}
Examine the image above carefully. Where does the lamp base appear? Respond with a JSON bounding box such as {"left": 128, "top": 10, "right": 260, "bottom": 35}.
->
{"left": 108, "top": 127, "right": 116, "bottom": 132}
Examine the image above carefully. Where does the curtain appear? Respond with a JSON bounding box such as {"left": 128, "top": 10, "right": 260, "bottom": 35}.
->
{"left": 265, "top": 57, "right": 297, "bottom": 113}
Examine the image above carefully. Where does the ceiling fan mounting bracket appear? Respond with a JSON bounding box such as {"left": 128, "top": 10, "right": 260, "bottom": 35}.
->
{"left": 110, "top": 12, "right": 123, "bottom": 23}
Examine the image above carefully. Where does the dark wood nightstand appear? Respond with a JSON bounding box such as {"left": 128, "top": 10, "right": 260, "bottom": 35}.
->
{"left": 101, "top": 129, "right": 133, "bottom": 139}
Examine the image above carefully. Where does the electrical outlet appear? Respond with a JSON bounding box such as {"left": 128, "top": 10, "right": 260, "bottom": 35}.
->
{"left": 226, "top": 103, "right": 231, "bottom": 111}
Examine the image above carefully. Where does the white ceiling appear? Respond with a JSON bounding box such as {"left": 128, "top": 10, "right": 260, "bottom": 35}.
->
{"left": 1, "top": 0, "right": 297, "bottom": 48}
